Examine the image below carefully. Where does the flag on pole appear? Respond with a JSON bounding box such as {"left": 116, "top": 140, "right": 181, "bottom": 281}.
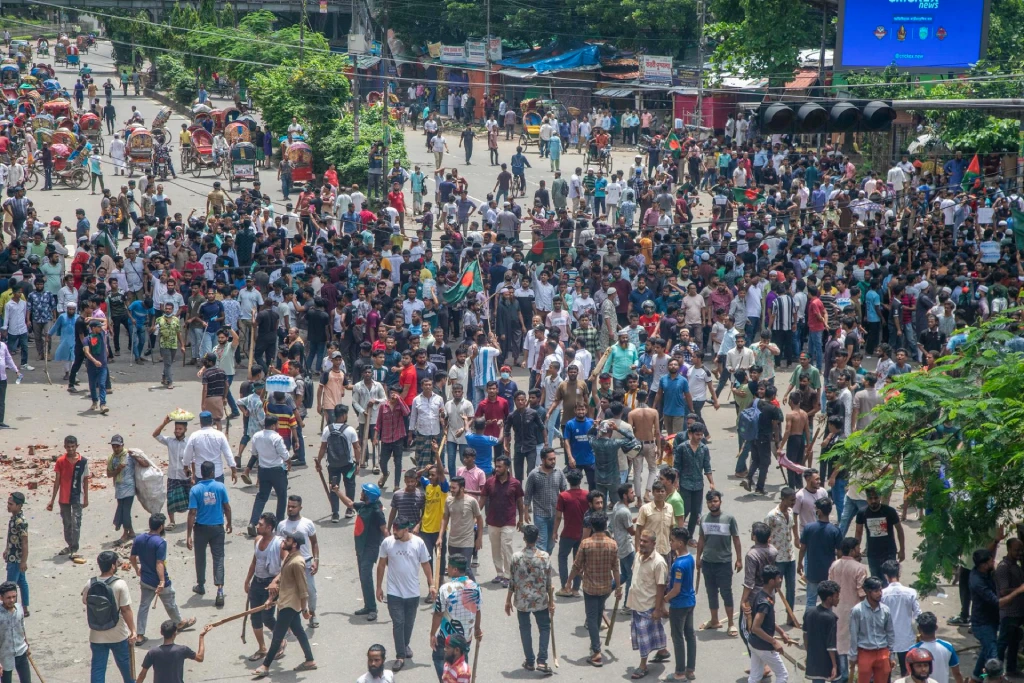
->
{"left": 961, "top": 153, "right": 981, "bottom": 192}
{"left": 665, "top": 131, "right": 682, "bottom": 159}
{"left": 525, "top": 231, "right": 560, "bottom": 264}
{"left": 1011, "top": 209, "right": 1024, "bottom": 251}
{"left": 442, "top": 259, "right": 483, "bottom": 306}
{"left": 733, "top": 187, "right": 765, "bottom": 205}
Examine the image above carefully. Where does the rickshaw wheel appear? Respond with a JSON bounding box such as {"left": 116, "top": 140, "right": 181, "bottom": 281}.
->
{"left": 95, "top": 137, "right": 104, "bottom": 154}
{"left": 23, "top": 170, "right": 38, "bottom": 191}
{"left": 214, "top": 160, "right": 224, "bottom": 179}
{"left": 190, "top": 159, "right": 202, "bottom": 178}
{"left": 70, "top": 168, "right": 88, "bottom": 189}
{"left": 518, "top": 133, "right": 527, "bottom": 147}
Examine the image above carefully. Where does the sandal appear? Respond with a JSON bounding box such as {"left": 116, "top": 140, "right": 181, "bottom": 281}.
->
{"left": 536, "top": 663, "right": 552, "bottom": 675}
{"left": 523, "top": 661, "right": 535, "bottom": 671}
{"left": 631, "top": 669, "right": 649, "bottom": 679}
{"left": 248, "top": 650, "right": 267, "bottom": 662}
{"left": 728, "top": 625, "right": 739, "bottom": 637}
{"left": 392, "top": 659, "right": 405, "bottom": 672}
{"left": 58, "top": 547, "right": 71, "bottom": 556}
{"left": 177, "top": 617, "right": 197, "bottom": 631}
{"left": 589, "top": 653, "right": 603, "bottom": 667}
{"left": 698, "top": 621, "right": 722, "bottom": 631}
{"left": 293, "top": 662, "right": 318, "bottom": 672}
{"left": 252, "top": 667, "right": 269, "bottom": 679}
{"left": 651, "top": 652, "right": 671, "bottom": 664}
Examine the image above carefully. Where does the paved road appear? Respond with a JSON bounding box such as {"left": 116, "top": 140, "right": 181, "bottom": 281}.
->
{"left": 2, "top": 41, "right": 979, "bottom": 683}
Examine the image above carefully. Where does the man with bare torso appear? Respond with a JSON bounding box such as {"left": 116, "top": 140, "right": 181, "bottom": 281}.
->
{"left": 777, "top": 393, "right": 810, "bottom": 488}
{"left": 627, "top": 392, "right": 661, "bottom": 503}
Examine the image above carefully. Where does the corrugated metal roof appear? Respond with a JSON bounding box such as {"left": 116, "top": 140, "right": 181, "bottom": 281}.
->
{"left": 594, "top": 87, "right": 636, "bottom": 97}
{"left": 785, "top": 70, "right": 819, "bottom": 90}
{"left": 498, "top": 68, "right": 538, "bottom": 80}
{"left": 356, "top": 55, "right": 381, "bottom": 69}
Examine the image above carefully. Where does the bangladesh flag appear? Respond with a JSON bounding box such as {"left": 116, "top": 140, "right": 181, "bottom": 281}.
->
{"left": 525, "top": 231, "right": 561, "bottom": 264}
{"left": 442, "top": 259, "right": 483, "bottom": 306}
{"left": 1011, "top": 209, "right": 1024, "bottom": 251}
{"left": 961, "top": 153, "right": 981, "bottom": 193}
{"left": 733, "top": 187, "right": 765, "bottom": 205}
{"left": 665, "top": 131, "right": 682, "bottom": 159}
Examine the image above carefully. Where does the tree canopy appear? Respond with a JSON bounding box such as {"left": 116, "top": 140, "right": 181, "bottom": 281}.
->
{"left": 830, "top": 316, "right": 1024, "bottom": 592}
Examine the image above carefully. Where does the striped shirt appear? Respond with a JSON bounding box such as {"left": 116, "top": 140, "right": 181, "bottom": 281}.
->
{"left": 770, "top": 294, "right": 795, "bottom": 331}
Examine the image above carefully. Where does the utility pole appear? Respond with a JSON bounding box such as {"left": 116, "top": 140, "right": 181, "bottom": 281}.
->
{"left": 300, "top": 0, "right": 307, "bottom": 60}
{"left": 381, "top": 0, "right": 390, "bottom": 179}
{"left": 817, "top": 0, "right": 828, "bottom": 151}
{"left": 694, "top": 0, "right": 706, "bottom": 129}
{"left": 484, "top": 0, "right": 491, "bottom": 102}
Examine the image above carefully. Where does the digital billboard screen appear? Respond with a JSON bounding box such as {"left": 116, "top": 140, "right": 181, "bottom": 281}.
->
{"left": 835, "top": 0, "right": 989, "bottom": 72}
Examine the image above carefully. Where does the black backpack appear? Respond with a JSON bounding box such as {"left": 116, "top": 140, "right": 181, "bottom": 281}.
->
{"left": 325, "top": 424, "right": 353, "bottom": 468}
{"left": 86, "top": 577, "right": 121, "bottom": 631}
{"left": 302, "top": 376, "right": 314, "bottom": 410}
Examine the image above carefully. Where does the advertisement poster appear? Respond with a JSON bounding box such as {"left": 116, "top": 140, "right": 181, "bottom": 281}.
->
{"left": 641, "top": 55, "right": 673, "bottom": 83}
{"left": 466, "top": 41, "right": 487, "bottom": 65}
{"left": 441, "top": 44, "right": 467, "bottom": 63}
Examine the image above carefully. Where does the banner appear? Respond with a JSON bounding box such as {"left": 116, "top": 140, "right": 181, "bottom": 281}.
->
{"left": 319, "top": 0, "right": 327, "bottom": 13}
{"left": 427, "top": 42, "right": 442, "bottom": 59}
{"left": 641, "top": 54, "right": 673, "bottom": 83}
{"left": 466, "top": 41, "right": 487, "bottom": 65}
{"left": 440, "top": 44, "right": 467, "bottom": 63}
{"left": 348, "top": 34, "right": 367, "bottom": 55}
{"left": 488, "top": 37, "right": 502, "bottom": 62}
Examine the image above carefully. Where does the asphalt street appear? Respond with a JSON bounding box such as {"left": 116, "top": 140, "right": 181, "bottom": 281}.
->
{"left": 0, "top": 41, "right": 979, "bottom": 683}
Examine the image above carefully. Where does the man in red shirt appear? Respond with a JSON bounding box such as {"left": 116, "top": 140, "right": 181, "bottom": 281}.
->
{"left": 45, "top": 435, "right": 90, "bottom": 558}
{"left": 296, "top": 187, "right": 315, "bottom": 240}
{"left": 323, "top": 163, "right": 339, "bottom": 193}
{"left": 398, "top": 350, "right": 418, "bottom": 407}
{"left": 554, "top": 467, "right": 588, "bottom": 596}
{"left": 358, "top": 207, "right": 376, "bottom": 232}
{"left": 481, "top": 455, "right": 525, "bottom": 584}
{"left": 474, "top": 381, "right": 509, "bottom": 439}
{"left": 806, "top": 284, "right": 827, "bottom": 370}
{"left": 387, "top": 182, "right": 406, "bottom": 233}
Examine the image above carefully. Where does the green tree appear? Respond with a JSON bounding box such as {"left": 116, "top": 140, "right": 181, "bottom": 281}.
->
{"left": 830, "top": 318, "right": 1024, "bottom": 592}
{"left": 319, "top": 104, "right": 409, "bottom": 184}
{"left": 706, "top": 0, "right": 816, "bottom": 83}
{"left": 249, "top": 52, "right": 351, "bottom": 139}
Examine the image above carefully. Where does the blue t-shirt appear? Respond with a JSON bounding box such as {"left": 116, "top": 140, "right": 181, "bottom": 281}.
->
{"left": 865, "top": 290, "right": 882, "bottom": 323}
{"left": 128, "top": 300, "right": 154, "bottom": 327}
{"left": 668, "top": 554, "right": 696, "bottom": 609}
{"left": 199, "top": 301, "right": 224, "bottom": 333}
{"left": 563, "top": 417, "right": 595, "bottom": 466}
{"left": 130, "top": 532, "right": 169, "bottom": 588}
{"left": 188, "top": 479, "right": 229, "bottom": 525}
{"left": 659, "top": 375, "right": 690, "bottom": 417}
{"left": 465, "top": 433, "right": 500, "bottom": 475}
{"left": 799, "top": 520, "right": 843, "bottom": 583}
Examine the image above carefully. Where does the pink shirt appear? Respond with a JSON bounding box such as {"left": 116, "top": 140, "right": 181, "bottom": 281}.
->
{"left": 456, "top": 465, "right": 487, "bottom": 497}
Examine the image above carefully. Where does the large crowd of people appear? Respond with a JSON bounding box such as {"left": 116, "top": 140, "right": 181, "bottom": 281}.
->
{"left": 1, "top": 35, "right": 1023, "bottom": 683}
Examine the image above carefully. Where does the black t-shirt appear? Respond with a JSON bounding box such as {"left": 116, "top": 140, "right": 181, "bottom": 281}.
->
{"left": 855, "top": 504, "right": 900, "bottom": 559}
{"left": 756, "top": 403, "right": 783, "bottom": 443}
{"left": 306, "top": 308, "right": 330, "bottom": 344}
{"left": 803, "top": 605, "right": 838, "bottom": 678}
{"left": 141, "top": 643, "right": 195, "bottom": 683}
{"left": 748, "top": 588, "right": 777, "bottom": 650}
{"left": 255, "top": 308, "right": 280, "bottom": 341}
{"left": 428, "top": 343, "right": 452, "bottom": 369}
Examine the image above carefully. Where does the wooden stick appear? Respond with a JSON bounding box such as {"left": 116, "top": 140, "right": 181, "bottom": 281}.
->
{"left": 779, "top": 646, "right": 805, "bottom": 671}
{"left": 549, "top": 590, "right": 558, "bottom": 668}
{"left": 27, "top": 654, "right": 45, "bottom": 683}
{"left": 43, "top": 335, "right": 51, "bottom": 384}
{"left": 241, "top": 595, "right": 250, "bottom": 643}
{"left": 129, "top": 635, "right": 137, "bottom": 680}
{"left": 247, "top": 314, "right": 256, "bottom": 377}
{"left": 316, "top": 465, "right": 332, "bottom": 505}
{"left": 360, "top": 409, "right": 372, "bottom": 469}
{"left": 777, "top": 591, "right": 800, "bottom": 629}
{"left": 206, "top": 603, "right": 270, "bottom": 630}
{"left": 470, "top": 633, "right": 481, "bottom": 683}
{"left": 604, "top": 593, "right": 621, "bottom": 646}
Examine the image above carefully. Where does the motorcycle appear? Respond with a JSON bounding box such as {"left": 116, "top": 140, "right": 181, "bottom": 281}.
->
{"left": 153, "top": 143, "right": 173, "bottom": 180}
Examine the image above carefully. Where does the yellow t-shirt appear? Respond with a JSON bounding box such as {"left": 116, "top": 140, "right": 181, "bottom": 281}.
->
{"left": 179, "top": 129, "right": 192, "bottom": 146}
{"left": 421, "top": 482, "right": 449, "bottom": 534}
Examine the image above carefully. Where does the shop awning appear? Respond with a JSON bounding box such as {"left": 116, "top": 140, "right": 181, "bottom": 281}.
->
{"left": 785, "top": 69, "right": 819, "bottom": 90}
{"left": 356, "top": 55, "right": 381, "bottom": 70}
{"left": 499, "top": 68, "right": 538, "bottom": 80}
{"left": 594, "top": 87, "right": 636, "bottom": 98}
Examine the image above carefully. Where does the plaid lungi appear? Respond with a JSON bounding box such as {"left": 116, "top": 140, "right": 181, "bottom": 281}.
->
{"left": 413, "top": 433, "right": 438, "bottom": 468}
{"left": 630, "top": 608, "right": 667, "bottom": 657}
{"left": 166, "top": 478, "right": 191, "bottom": 514}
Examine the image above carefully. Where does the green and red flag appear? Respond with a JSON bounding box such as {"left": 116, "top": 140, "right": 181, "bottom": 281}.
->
{"left": 665, "top": 131, "right": 682, "bottom": 159}
{"left": 442, "top": 259, "right": 483, "bottom": 306}
{"left": 733, "top": 187, "right": 765, "bottom": 205}
{"left": 961, "top": 153, "right": 981, "bottom": 192}
{"left": 525, "top": 231, "right": 561, "bottom": 265}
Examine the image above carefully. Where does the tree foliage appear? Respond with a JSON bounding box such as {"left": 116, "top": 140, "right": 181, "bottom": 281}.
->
{"left": 706, "top": 0, "right": 819, "bottom": 83}
{"left": 830, "top": 318, "right": 1024, "bottom": 592}
{"left": 319, "top": 104, "right": 409, "bottom": 184}
{"left": 249, "top": 53, "right": 351, "bottom": 141}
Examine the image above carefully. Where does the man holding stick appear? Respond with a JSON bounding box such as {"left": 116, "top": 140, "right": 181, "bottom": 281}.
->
{"left": 136, "top": 619, "right": 210, "bottom": 683}
{"left": 352, "top": 365, "right": 385, "bottom": 471}
{"left": 0, "top": 580, "right": 30, "bottom": 683}
{"left": 253, "top": 531, "right": 318, "bottom": 677}
{"left": 626, "top": 529, "right": 671, "bottom": 678}
{"left": 746, "top": 564, "right": 796, "bottom": 683}
{"left": 566, "top": 511, "right": 621, "bottom": 667}
{"left": 506, "top": 524, "right": 555, "bottom": 674}
{"left": 129, "top": 513, "right": 196, "bottom": 645}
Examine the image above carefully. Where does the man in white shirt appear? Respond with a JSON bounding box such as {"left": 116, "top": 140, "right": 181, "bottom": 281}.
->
{"left": 276, "top": 496, "right": 321, "bottom": 628}
{"left": 886, "top": 164, "right": 908, "bottom": 197}
{"left": 351, "top": 186, "right": 366, "bottom": 213}
{"left": 444, "top": 382, "right": 475, "bottom": 475}
{"left": 318, "top": 403, "right": 362, "bottom": 521}
{"left": 409, "top": 378, "right": 446, "bottom": 469}
{"left": 333, "top": 187, "right": 352, "bottom": 218}
{"left": 1, "top": 288, "right": 30, "bottom": 368}
{"left": 247, "top": 415, "right": 291, "bottom": 535}
{"left": 880, "top": 560, "right": 921, "bottom": 675}
{"left": 182, "top": 412, "right": 237, "bottom": 483}
{"left": 375, "top": 520, "right": 433, "bottom": 670}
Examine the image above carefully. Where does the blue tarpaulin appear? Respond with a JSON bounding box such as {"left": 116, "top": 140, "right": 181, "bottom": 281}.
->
{"left": 497, "top": 45, "right": 600, "bottom": 73}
